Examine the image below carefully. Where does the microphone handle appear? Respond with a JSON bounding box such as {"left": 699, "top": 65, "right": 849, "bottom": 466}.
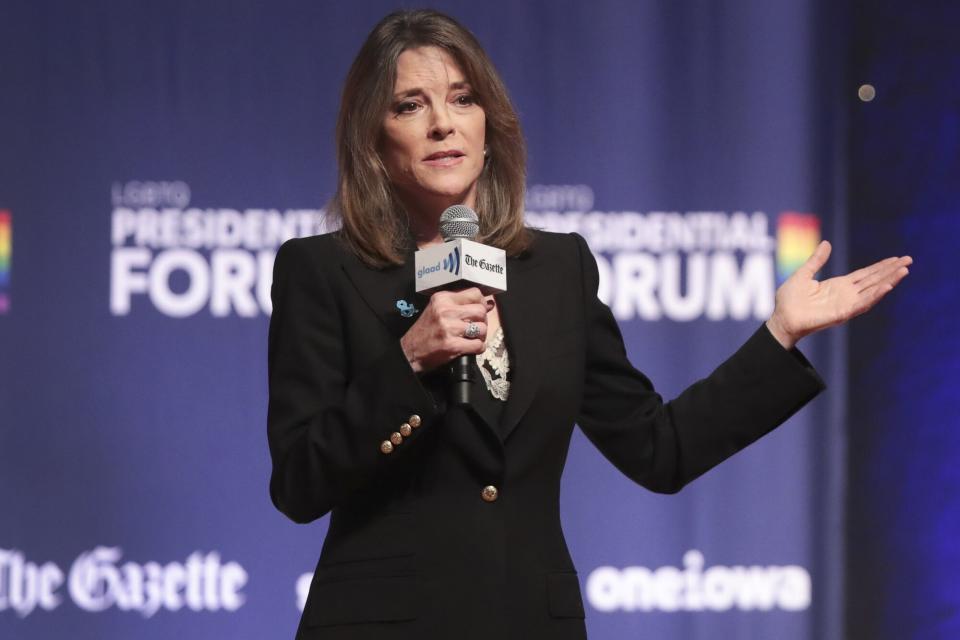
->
{"left": 450, "top": 354, "right": 474, "bottom": 405}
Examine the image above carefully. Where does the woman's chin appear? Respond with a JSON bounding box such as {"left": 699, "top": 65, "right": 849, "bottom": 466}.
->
{"left": 404, "top": 184, "right": 478, "bottom": 211}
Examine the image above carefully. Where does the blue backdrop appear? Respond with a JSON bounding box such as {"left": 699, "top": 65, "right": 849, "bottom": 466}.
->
{"left": 846, "top": 3, "right": 960, "bottom": 639}
{"left": 2, "top": 1, "right": 943, "bottom": 639}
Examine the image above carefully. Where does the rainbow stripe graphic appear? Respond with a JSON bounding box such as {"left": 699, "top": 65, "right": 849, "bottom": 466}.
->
{"left": 776, "top": 212, "right": 821, "bottom": 282}
{"left": 0, "top": 210, "right": 10, "bottom": 314}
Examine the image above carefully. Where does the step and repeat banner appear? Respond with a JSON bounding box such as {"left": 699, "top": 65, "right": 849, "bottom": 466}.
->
{"left": 0, "top": 1, "right": 845, "bottom": 638}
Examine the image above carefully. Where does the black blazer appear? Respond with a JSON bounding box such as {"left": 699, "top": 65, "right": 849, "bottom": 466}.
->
{"left": 267, "top": 230, "right": 824, "bottom": 640}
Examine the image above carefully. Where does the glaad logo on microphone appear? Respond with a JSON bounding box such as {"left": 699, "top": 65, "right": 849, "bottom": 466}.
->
{"left": 417, "top": 246, "right": 461, "bottom": 279}
{"left": 415, "top": 239, "right": 506, "bottom": 294}
{"left": 443, "top": 246, "right": 461, "bottom": 275}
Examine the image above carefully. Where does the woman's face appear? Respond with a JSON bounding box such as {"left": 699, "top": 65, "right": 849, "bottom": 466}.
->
{"left": 380, "top": 46, "right": 486, "bottom": 215}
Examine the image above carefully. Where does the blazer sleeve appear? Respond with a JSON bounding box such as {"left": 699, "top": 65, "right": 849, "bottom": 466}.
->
{"left": 267, "top": 238, "right": 438, "bottom": 523}
{"left": 572, "top": 232, "right": 826, "bottom": 493}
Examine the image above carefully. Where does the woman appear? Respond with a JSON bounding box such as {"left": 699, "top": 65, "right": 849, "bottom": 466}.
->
{"left": 267, "top": 10, "right": 911, "bottom": 640}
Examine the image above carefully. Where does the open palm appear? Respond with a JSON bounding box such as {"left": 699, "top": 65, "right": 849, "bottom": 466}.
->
{"left": 766, "top": 240, "right": 912, "bottom": 349}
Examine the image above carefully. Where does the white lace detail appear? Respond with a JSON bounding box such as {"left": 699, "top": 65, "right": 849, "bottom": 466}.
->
{"left": 476, "top": 326, "right": 510, "bottom": 401}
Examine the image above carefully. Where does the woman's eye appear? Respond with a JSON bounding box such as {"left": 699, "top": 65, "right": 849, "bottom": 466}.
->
{"left": 394, "top": 101, "right": 420, "bottom": 114}
{"left": 454, "top": 94, "right": 476, "bottom": 106}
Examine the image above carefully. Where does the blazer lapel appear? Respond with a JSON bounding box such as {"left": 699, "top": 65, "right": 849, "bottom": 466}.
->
{"left": 340, "top": 251, "right": 423, "bottom": 340}
{"left": 340, "top": 244, "right": 549, "bottom": 443}
{"left": 497, "top": 254, "right": 547, "bottom": 442}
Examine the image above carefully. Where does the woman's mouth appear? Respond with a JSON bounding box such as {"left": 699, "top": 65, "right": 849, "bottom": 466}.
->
{"left": 423, "top": 150, "right": 465, "bottom": 166}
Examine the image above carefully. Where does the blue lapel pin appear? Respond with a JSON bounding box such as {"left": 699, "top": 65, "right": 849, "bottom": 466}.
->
{"left": 396, "top": 299, "right": 419, "bottom": 318}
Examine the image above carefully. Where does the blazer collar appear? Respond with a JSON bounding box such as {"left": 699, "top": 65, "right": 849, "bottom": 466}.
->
{"left": 340, "top": 248, "right": 422, "bottom": 340}
{"left": 496, "top": 252, "right": 546, "bottom": 442}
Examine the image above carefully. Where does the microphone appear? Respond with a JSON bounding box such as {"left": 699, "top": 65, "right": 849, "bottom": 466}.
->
{"left": 413, "top": 205, "right": 507, "bottom": 406}
{"left": 438, "top": 204, "right": 480, "bottom": 241}
{"left": 414, "top": 206, "right": 506, "bottom": 295}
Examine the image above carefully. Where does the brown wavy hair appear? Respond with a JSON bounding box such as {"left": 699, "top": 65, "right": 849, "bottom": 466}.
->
{"left": 330, "top": 9, "right": 530, "bottom": 267}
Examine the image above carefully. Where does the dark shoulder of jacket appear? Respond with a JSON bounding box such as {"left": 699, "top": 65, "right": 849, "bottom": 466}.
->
{"left": 269, "top": 234, "right": 351, "bottom": 313}
{"left": 277, "top": 230, "right": 346, "bottom": 260}
{"left": 528, "top": 231, "right": 598, "bottom": 306}
{"left": 514, "top": 227, "right": 582, "bottom": 266}
{"left": 274, "top": 230, "right": 351, "bottom": 276}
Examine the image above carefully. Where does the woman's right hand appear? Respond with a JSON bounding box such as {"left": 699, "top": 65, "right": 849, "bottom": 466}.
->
{"left": 400, "top": 287, "right": 493, "bottom": 373}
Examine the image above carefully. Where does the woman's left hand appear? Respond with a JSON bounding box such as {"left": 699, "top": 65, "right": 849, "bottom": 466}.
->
{"left": 765, "top": 240, "right": 912, "bottom": 349}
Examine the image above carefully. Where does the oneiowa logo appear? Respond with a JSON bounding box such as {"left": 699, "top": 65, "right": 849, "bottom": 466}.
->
{"left": 527, "top": 201, "right": 820, "bottom": 322}
{"left": 0, "top": 210, "right": 10, "bottom": 314}
{"left": 417, "top": 246, "right": 461, "bottom": 279}
{"left": 586, "top": 550, "right": 810, "bottom": 613}
{"left": 109, "top": 181, "right": 325, "bottom": 317}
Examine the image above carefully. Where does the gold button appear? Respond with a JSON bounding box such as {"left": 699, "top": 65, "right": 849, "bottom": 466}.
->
{"left": 390, "top": 432, "right": 403, "bottom": 446}
{"left": 408, "top": 414, "right": 422, "bottom": 429}
{"left": 399, "top": 423, "right": 412, "bottom": 437}
{"left": 481, "top": 485, "right": 498, "bottom": 503}
{"left": 380, "top": 440, "right": 394, "bottom": 454}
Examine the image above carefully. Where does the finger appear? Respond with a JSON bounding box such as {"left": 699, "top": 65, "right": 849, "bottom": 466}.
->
{"left": 796, "top": 240, "right": 832, "bottom": 278}
{"left": 438, "top": 302, "right": 487, "bottom": 322}
{"left": 849, "top": 255, "right": 913, "bottom": 284}
{"left": 856, "top": 259, "right": 912, "bottom": 293}
{"left": 429, "top": 287, "right": 482, "bottom": 307}
{"left": 438, "top": 313, "right": 482, "bottom": 338}
{"left": 847, "top": 256, "right": 902, "bottom": 284}
{"left": 855, "top": 266, "right": 910, "bottom": 313}
{"left": 449, "top": 337, "right": 487, "bottom": 356}
{"left": 447, "top": 287, "right": 485, "bottom": 304}
{"left": 460, "top": 320, "right": 488, "bottom": 341}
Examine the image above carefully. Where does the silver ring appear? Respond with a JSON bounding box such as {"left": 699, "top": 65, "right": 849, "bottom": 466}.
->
{"left": 464, "top": 322, "right": 481, "bottom": 339}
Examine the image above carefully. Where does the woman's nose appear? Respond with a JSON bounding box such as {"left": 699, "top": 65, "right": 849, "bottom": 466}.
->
{"left": 428, "top": 105, "right": 454, "bottom": 139}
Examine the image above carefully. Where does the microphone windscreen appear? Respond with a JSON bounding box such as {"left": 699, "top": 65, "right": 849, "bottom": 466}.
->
{"left": 439, "top": 205, "right": 480, "bottom": 241}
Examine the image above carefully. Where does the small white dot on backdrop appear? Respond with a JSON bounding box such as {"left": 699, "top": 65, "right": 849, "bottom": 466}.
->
{"left": 858, "top": 84, "right": 876, "bottom": 102}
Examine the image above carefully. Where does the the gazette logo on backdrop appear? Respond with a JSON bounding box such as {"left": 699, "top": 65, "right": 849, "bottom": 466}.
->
{"left": 0, "top": 210, "right": 11, "bottom": 314}
{"left": 109, "top": 181, "right": 325, "bottom": 318}
{"left": 0, "top": 547, "right": 247, "bottom": 618}
{"left": 525, "top": 185, "right": 820, "bottom": 323}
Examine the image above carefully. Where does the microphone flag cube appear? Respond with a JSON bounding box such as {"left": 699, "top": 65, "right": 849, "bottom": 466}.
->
{"left": 415, "top": 239, "right": 506, "bottom": 295}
